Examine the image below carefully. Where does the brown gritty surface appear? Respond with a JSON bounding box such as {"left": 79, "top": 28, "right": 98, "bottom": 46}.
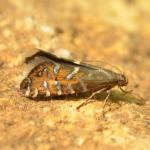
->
{"left": 0, "top": 0, "right": 150, "bottom": 150}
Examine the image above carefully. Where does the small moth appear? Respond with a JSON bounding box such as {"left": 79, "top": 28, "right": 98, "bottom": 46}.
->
{"left": 20, "top": 50, "right": 128, "bottom": 108}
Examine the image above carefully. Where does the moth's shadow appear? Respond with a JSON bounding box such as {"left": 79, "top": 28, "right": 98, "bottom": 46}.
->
{"left": 95, "top": 90, "right": 144, "bottom": 105}
{"left": 30, "top": 90, "right": 144, "bottom": 105}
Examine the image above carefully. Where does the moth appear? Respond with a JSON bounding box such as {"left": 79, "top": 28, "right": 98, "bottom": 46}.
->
{"left": 20, "top": 50, "right": 129, "bottom": 109}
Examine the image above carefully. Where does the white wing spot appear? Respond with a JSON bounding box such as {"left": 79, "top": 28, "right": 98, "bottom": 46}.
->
{"left": 25, "top": 86, "right": 30, "bottom": 97}
{"left": 66, "top": 67, "right": 80, "bottom": 80}
{"left": 54, "top": 64, "right": 60, "bottom": 75}
{"left": 55, "top": 81, "right": 62, "bottom": 95}
{"left": 45, "top": 90, "right": 51, "bottom": 97}
{"left": 43, "top": 81, "right": 49, "bottom": 89}
{"left": 32, "top": 88, "right": 38, "bottom": 98}
{"left": 67, "top": 84, "right": 75, "bottom": 94}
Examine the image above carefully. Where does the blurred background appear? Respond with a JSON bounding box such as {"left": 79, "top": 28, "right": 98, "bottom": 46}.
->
{"left": 0, "top": 0, "right": 150, "bottom": 150}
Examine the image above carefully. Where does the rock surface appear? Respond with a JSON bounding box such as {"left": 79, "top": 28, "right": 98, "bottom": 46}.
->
{"left": 0, "top": 0, "right": 150, "bottom": 150}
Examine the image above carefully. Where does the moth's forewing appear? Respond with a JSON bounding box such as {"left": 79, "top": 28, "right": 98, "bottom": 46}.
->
{"left": 20, "top": 50, "right": 127, "bottom": 98}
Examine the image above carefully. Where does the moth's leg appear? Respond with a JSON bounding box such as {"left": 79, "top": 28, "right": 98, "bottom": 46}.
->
{"left": 102, "top": 90, "right": 111, "bottom": 117}
{"left": 119, "top": 87, "right": 133, "bottom": 94}
{"left": 25, "top": 49, "right": 55, "bottom": 63}
{"left": 76, "top": 87, "right": 109, "bottom": 110}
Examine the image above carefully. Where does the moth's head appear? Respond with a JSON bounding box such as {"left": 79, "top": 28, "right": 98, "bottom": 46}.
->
{"left": 20, "top": 77, "right": 32, "bottom": 97}
{"left": 118, "top": 74, "right": 128, "bottom": 87}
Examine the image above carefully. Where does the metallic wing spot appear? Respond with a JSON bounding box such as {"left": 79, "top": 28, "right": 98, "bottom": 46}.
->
{"left": 54, "top": 64, "right": 60, "bottom": 75}
{"left": 47, "top": 72, "right": 51, "bottom": 79}
{"left": 67, "top": 84, "right": 75, "bottom": 94}
{"left": 66, "top": 67, "right": 80, "bottom": 80}
{"left": 43, "top": 67, "right": 51, "bottom": 79}
{"left": 32, "top": 88, "right": 38, "bottom": 98}
{"left": 55, "top": 81, "right": 62, "bottom": 95}
{"left": 79, "top": 80, "right": 88, "bottom": 92}
{"left": 43, "top": 81, "right": 51, "bottom": 97}
{"left": 43, "top": 81, "right": 49, "bottom": 89}
{"left": 37, "top": 71, "right": 42, "bottom": 77}
{"left": 43, "top": 67, "right": 48, "bottom": 72}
